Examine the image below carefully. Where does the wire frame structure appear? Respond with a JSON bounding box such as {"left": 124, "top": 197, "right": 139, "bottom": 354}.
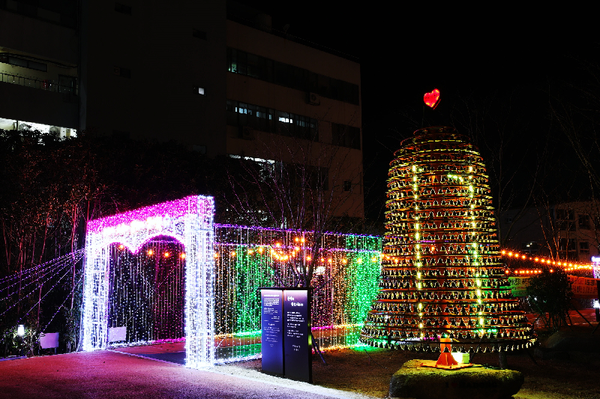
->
{"left": 360, "top": 126, "right": 536, "bottom": 353}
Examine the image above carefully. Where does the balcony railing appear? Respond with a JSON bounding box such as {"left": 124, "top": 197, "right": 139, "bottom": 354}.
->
{"left": 0, "top": 72, "right": 78, "bottom": 95}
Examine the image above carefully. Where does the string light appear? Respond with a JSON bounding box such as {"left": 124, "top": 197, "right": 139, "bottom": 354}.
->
{"left": 213, "top": 225, "right": 381, "bottom": 361}
{"left": 361, "top": 126, "right": 536, "bottom": 353}
{"left": 16, "top": 263, "right": 75, "bottom": 324}
{"left": 107, "top": 239, "right": 186, "bottom": 344}
{"left": 40, "top": 273, "right": 85, "bottom": 335}
{"left": 502, "top": 249, "right": 593, "bottom": 275}
{"left": 82, "top": 196, "right": 215, "bottom": 369}
{"left": 80, "top": 195, "right": 385, "bottom": 366}
{"left": 0, "top": 252, "right": 83, "bottom": 319}
{"left": 5, "top": 219, "right": 386, "bottom": 366}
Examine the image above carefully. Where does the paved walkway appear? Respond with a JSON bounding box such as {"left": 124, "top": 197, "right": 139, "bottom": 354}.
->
{"left": 2, "top": 309, "right": 597, "bottom": 398}
{"left": 0, "top": 350, "right": 372, "bottom": 399}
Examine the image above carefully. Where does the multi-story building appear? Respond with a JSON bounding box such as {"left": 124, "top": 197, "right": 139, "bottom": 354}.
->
{"left": 0, "top": 0, "right": 79, "bottom": 138}
{"left": 0, "top": 0, "right": 363, "bottom": 219}
{"left": 500, "top": 200, "right": 600, "bottom": 263}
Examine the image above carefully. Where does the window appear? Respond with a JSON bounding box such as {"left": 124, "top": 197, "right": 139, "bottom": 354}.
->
{"left": 559, "top": 238, "right": 577, "bottom": 260}
{"left": 229, "top": 155, "right": 276, "bottom": 181}
{"left": 287, "top": 165, "right": 328, "bottom": 190}
{"left": 276, "top": 112, "right": 317, "bottom": 140}
{"left": 521, "top": 241, "right": 539, "bottom": 254}
{"left": 227, "top": 48, "right": 245, "bottom": 75}
{"left": 226, "top": 48, "right": 359, "bottom": 105}
{"left": 556, "top": 209, "right": 574, "bottom": 220}
{"left": 311, "top": 166, "right": 329, "bottom": 191}
{"left": 579, "top": 241, "right": 590, "bottom": 255}
{"left": 278, "top": 112, "right": 292, "bottom": 124}
{"left": 332, "top": 123, "right": 361, "bottom": 149}
{"left": 0, "top": 53, "right": 47, "bottom": 72}
{"left": 246, "top": 53, "right": 261, "bottom": 79}
{"left": 59, "top": 75, "right": 77, "bottom": 94}
{"left": 318, "top": 75, "right": 331, "bottom": 97}
{"left": 579, "top": 214, "right": 591, "bottom": 230}
{"left": 558, "top": 238, "right": 577, "bottom": 252}
{"left": 226, "top": 100, "right": 316, "bottom": 141}
{"left": 556, "top": 209, "right": 575, "bottom": 231}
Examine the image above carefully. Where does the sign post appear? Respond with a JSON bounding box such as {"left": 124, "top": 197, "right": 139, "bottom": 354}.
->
{"left": 260, "top": 288, "right": 312, "bottom": 383}
{"left": 283, "top": 289, "right": 312, "bottom": 382}
{"left": 260, "top": 289, "right": 284, "bottom": 376}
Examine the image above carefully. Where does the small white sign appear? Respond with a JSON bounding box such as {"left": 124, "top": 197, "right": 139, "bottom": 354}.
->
{"left": 40, "top": 332, "right": 59, "bottom": 349}
{"left": 108, "top": 326, "right": 127, "bottom": 342}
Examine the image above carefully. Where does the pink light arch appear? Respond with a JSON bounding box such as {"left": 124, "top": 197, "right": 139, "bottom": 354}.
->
{"left": 81, "top": 195, "right": 215, "bottom": 368}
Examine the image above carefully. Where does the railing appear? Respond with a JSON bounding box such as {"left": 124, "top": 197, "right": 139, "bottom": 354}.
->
{"left": 0, "top": 71, "right": 78, "bottom": 95}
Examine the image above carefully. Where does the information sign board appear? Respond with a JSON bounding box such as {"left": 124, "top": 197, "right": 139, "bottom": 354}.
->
{"left": 260, "top": 288, "right": 312, "bottom": 383}
{"left": 260, "top": 289, "right": 284, "bottom": 375}
{"left": 283, "top": 289, "right": 312, "bottom": 382}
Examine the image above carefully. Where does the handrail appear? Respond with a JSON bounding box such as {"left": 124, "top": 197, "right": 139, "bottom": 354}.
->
{"left": 0, "top": 71, "right": 78, "bottom": 95}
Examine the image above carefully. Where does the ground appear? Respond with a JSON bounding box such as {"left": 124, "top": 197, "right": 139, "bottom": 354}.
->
{"left": 234, "top": 326, "right": 600, "bottom": 398}
{"left": 1, "top": 312, "right": 598, "bottom": 398}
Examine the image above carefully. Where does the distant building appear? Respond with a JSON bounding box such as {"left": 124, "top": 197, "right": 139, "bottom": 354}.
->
{"left": 0, "top": 0, "right": 363, "bottom": 219}
{"left": 500, "top": 200, "right": 600, "bottom": 263}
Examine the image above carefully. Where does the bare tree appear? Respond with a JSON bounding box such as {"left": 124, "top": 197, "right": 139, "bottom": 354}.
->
{"left": 549, "top": 57, "right": 600, "bottom": 194}
{"left": 224, "top": 127, "right": 364, "bottom": 287}
{"left": 548, "top": 56, "right": 600, "bottom": 255}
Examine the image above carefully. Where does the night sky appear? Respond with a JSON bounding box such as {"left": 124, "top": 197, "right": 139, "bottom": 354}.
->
{"left": 236, "top": 2, "right": 600, "bottom": 224}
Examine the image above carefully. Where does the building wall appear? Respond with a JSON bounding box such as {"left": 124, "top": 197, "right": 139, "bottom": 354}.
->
{"left": 225, "top": 20, "right": 364, "bottom": 218}
{"left": 0, "top": 6, "right": 79, "bottom": 131}
{"left": 1, "top": 0, "right": 364, "bottom": 219}
{"left": 0, "top": 6, "right": 78, "bottom": 64}
{"left": 80, "top": 0, "right": 227, "bottom": 156}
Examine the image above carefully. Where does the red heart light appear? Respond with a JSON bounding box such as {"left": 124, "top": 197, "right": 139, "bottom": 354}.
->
{"left": 423, "top": 89, "right": 441, "bottom": 109}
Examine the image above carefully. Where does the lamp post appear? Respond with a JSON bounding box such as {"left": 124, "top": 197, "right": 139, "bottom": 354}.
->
{"left": 16, "top": 324, "right": 26, "bottom": 357}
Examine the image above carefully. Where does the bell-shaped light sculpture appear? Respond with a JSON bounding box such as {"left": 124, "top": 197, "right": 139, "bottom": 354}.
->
{"left": 361, "top": 126, "right": 536, "bottom": 353}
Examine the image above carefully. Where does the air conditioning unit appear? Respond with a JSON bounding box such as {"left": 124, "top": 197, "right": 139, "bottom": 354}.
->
{"left": 307, "top": 92, "right": 320, "bottom": 105}
{"left": 241, "top": 126, "right": 255, "bottom": 140}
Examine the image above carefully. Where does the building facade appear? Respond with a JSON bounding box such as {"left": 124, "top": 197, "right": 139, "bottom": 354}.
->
{"left": 0, "top": 0, "right": 363, "bottom": 219}
{"left": 500, "top": 200, "right": 600, "bottom": 263}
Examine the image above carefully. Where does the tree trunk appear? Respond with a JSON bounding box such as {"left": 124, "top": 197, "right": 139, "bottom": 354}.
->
{"left": 70, "top": 205, "right": 78, "bottom": 310}
{"left": 499, "top": 351, "right": 508, "bottom": 369}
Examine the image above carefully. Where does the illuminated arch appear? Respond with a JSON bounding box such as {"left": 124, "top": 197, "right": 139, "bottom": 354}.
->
{"left": 81, "top": 196, "right": 215, "bottom": 368}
